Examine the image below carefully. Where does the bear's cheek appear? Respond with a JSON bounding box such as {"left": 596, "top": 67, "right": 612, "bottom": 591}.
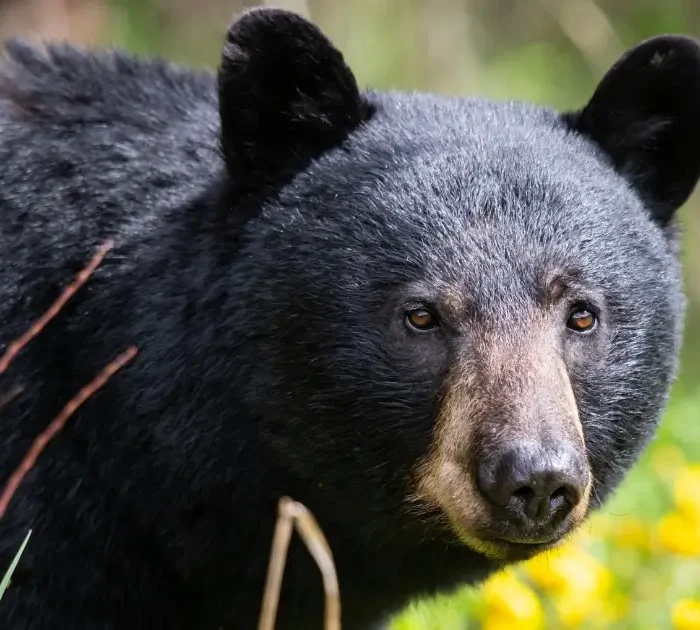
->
{"left": 409, "top": 331, "right": 593, "bottom": 561}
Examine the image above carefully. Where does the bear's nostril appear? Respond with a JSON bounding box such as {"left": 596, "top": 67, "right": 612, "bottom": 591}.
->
{"left": 512, "top": 486, "right": 535, "bottom": 504}
{"left": 551, "top": 486, "right": 570, "bottom": 506}
{"left": 511, "top": 484, "right": 570, "bottom": 520}
{"left": 477, "top": 441, "right": 588, "bottom": 527}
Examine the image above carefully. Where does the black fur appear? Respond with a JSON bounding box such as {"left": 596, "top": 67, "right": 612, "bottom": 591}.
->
{"left": 566, "top": 35, "right": 700, "bottom": 224}
{"left": 218, "top": 7, "right": 369, "bottom": 199}
{"left": 0, "top": 8, "right": 698, "bottom": 630}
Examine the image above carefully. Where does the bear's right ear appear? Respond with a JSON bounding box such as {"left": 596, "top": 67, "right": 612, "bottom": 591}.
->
{"left": 565, "top": 35, "right": 700, "bottom": 226}
{"left": 218, "top": 8, "right": 368, "bottom": 196}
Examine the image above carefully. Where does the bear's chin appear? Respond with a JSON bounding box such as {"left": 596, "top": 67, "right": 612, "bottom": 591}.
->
{"left": 452, "top": 525, "right": 573, "bottom": 562}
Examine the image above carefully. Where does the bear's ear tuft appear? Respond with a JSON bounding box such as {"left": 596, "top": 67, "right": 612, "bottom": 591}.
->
{"left": 565, "top": 35, "right": 700, "bottom": 225}
{"left": 218, "top": 8, "right": 368, "bottom": 196}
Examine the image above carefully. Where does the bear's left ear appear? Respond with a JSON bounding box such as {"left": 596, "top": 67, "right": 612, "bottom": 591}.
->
{"left": 566, "top": 35, "right": 700, "bottom": 225}
{"left": 217, "top": 8, "right": 368, "bottom": 196}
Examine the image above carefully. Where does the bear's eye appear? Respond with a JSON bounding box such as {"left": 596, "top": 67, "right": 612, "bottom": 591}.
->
{"left": 566, "top": 307, "right": 597, "bottom": 333}
{"left": 405, "top": 308, "right": 439, "bottom": 332}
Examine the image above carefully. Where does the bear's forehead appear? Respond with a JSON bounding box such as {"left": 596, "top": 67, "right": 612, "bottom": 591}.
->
{"left": 358, "top": 91, "right": 610, "bottom": 187}
{"left": 366, "top": 90, "right": 562, "bottom": 133}
{"left": 275, "top": 91, "right": 666, "bottom": 291}
{"left": 297, "top": 92, "right": 643, "bottom": 234}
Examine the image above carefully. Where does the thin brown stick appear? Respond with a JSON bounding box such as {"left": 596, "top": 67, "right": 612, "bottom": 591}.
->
{"left": 258, "top": 497, "right": 341, "bottom": 630}
{"left": 0, "top": 239, "right": 114, "bottom": 375}
{"left": 0, "top": 345, "right": 138, "bottom": 520}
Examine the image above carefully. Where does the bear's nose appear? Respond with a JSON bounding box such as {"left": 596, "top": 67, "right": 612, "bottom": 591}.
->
{"left": 476, "top": 441, "right": 588, "bottom": 524}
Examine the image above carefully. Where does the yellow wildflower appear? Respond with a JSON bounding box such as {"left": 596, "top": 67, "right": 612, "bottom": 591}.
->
{"left": 674, "top": 465, "right": 700, "bottom": 522}
{"left": 656, "top": 511, "right": 700, "bottom": 556}
{"left": 552, "top": 591, "right": 630, "bottom": 627}
{"left": 612, "top": 516, "right": 651, "bottom": 551}
{"left": 550, "top": 589, "right": 628, "bottom": 628}
{"left": 524, "top": 542, "right": 613, "bottom": 597}
{"left": 672, "top": 598, "right": 700, "bottom": 630}
{"left": 552, "top": 590, "right": 592, "bottom": 627}
{"left": 480, "top": 569, "right": 544, "bottom": 629}
{"left": 481, "top": 612, "right": 526, "bottom": 630}
{"left": 525, "top": 552, "right": 565, "bottom": 592}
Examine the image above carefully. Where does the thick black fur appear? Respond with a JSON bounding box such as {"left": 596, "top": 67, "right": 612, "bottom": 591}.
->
{"left": 219, "top": 8, "right": 370, "bottom": 197}
{"left": 0, "top": 8, "right": 698, "bottom": 630}
{"left": 567, "top": 35, "right": 700, "bottom": 223}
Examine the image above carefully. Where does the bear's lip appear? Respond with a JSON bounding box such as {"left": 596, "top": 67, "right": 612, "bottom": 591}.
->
{"left": 461, "top": 527, "right": 568, "bottom": 561}
{"left": 482, "top": 535, "right": 562, "bottom": 561}
{"left": 495, "top": 531, "right": 562, "bottom": 546}
{"left": 450, "top": 520, "right": 569, "bottom": 561}
{"left": 478, "top": 510, "right": 577, "bottom": 548}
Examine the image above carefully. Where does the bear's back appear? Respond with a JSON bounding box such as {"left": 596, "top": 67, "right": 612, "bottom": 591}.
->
{"left": 0, "top": 41, "right": 223, "bottom": 249}
{"left": 0, "top": 41, "right": 223, "bottom": 334}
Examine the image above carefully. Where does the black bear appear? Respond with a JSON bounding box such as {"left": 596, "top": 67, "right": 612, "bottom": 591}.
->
{"left": 1, "top": 6, "right": 699, "bottom": 630}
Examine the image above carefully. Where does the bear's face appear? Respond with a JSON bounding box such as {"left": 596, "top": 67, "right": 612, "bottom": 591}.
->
{"left": 219, "top": 9, "right": 700, "bottom": 562}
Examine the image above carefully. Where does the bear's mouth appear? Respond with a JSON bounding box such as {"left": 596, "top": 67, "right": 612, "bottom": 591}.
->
{"left": 466, "top": 532, "right": 563, "bottom": 562}
{"left": 449, "top": 518, "right": 573, "bottom": 561}
{"left": 497, "top": 533, "right": 561, "bottom": 546}
{"left": 492, "top": 538, "right": 559, "bottom": 561}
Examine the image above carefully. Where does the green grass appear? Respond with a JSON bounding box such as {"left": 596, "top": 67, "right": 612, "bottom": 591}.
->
{"left": 0, "top": 530, "right": 32, "bottom": 604}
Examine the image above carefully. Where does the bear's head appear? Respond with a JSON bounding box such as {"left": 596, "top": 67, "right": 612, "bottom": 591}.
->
{"left": 218, "top": 8, "right": 700, "bottom": 562}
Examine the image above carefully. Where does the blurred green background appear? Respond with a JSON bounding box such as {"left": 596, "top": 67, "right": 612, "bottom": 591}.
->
{"left": 1, "top": 0, "right": 698, "bottom": 628}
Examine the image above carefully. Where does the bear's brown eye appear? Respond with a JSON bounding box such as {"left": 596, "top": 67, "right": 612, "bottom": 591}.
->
{"left": 405, "top": 308, "right": 438, "bottom": 332}
{"left": 567, "top": 308, "right": 597, "bottom": 333}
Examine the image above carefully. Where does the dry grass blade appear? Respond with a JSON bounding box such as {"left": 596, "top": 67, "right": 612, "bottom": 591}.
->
{"left": 0, "top": 239, "right": 114, "bottom": 375}
{"left": 0, "top": 345, "right": 138, "bottom": 520}
{"left": 257, "top": 498, "right": 296, "bottom": 630}
{"left": 290, "top": 502, "right": 340, "bottom": 630}
{"left": 258, "top": 497, "right": 341, "bottom": 630}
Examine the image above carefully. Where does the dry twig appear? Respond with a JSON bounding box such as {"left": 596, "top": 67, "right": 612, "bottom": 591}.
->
{"left": 0, "top": 239, "right": 138, "bottom": 521}
{"left": 0, "top": 239, "right": 114, "bottom": 375}
{"left": 258, "top": 497, "right": 341, "bottom": 630}
{"left": 0, "top": 345, "right": 138, "bottom": 520}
